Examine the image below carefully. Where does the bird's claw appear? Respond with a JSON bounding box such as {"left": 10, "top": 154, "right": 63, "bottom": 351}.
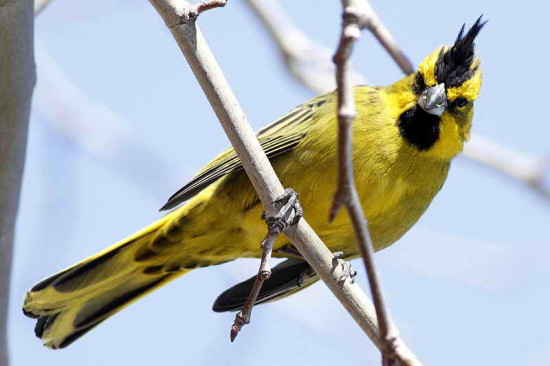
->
{"left": 333, "top": 252, "right": 356, "bottom": 283}
{"left": 262, "top": 188, "right": 303, "bottom": 232}
{"left": 338, "top": 261, "right": 357, "bottom": 283}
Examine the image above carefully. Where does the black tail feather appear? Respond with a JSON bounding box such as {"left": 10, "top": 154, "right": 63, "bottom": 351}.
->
{"left": 212, "top": 259, "right": 319, "bottom": 312}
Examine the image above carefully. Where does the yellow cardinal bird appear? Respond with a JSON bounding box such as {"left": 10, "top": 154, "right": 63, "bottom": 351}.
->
{"left": 23, "top": 17, "right": 485, "bottom": 349}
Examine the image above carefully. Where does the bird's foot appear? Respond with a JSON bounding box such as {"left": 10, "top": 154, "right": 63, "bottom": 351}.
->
{"left": 333, "top": 252, "right": 357, "bottom": 283}
{"left": 262, "top": 188, "right": 303, "bottom": 232}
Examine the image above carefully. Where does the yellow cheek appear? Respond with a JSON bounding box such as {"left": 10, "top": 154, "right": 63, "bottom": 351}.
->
{"left": 429, "top": 114, "right": 464, "bottom": 159}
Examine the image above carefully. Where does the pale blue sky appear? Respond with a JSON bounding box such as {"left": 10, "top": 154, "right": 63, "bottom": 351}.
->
{"left": 9, "top": 1, "right": 550, "bottom": 365}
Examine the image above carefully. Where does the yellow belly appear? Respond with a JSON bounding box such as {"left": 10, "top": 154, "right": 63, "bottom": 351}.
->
{"left": 164, "top": 144, "right": 450, "bottom": 266}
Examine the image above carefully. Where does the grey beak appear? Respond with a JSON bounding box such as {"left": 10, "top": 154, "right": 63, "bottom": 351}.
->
{"left": 418, "top": 83, "right": 447, "bottom": 116}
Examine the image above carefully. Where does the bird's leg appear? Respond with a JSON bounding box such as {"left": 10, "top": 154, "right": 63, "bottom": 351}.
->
{"left": 230, "top": 188, "right": 303, "bottom": 342}
{"left": 333, "top": 251, "right": 357, "bottom": 283}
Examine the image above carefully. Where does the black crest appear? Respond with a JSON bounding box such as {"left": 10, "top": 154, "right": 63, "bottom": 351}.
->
{"left": 435, "top": 16, "right": 487, "bottom": 88}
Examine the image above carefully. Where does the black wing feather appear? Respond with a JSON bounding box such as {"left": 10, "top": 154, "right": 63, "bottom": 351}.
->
{"left": 212, "top": 259, "right": 319, "bottom": 312}
{"left": 160, "top": 133, "right": 304, "bottom": 211}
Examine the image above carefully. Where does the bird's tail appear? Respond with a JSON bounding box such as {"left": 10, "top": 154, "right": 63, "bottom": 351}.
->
{"left": 22, "top": 216, "right": 190, "bottom": 349}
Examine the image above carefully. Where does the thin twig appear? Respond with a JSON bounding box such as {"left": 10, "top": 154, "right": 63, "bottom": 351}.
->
{"left": 147, "top": 0, "right": 419, "bottom": 363}
{"left": 230, "top": 221, "right": 279, "bottom": 341}
{"left": 189, "top": 0, "right": 226, "bottom": 19}
{"left": 231, "top": 189, "right": 301, "bottom": 339}
{"left": 357, "top": 1, "right": 414, "bottom": 75}
{"left": 331, "top": 2, "right": 408, "bottom": 365}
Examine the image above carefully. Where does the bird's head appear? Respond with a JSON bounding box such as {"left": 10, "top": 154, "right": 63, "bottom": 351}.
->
{"left": 397, "top": 16, "right": 486, "bottom": 159}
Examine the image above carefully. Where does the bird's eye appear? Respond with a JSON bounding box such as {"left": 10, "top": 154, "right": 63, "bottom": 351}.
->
{"left": 454, "top": 97, "right": 468, "bottom": 108}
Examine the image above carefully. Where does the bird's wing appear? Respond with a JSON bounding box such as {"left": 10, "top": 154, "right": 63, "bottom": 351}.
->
{"left": 160, "top": 133, "right": 304, "bottom": 210}
{"left": 160, "top": 95, "right": 329, "bottom": 211}
{"left": 212, "top": 258, "right": 319, "bottom": 312}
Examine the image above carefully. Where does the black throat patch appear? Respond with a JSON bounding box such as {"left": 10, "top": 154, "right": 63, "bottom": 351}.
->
{"left": 398, "top": 106, "right": 441, "bottom": 151}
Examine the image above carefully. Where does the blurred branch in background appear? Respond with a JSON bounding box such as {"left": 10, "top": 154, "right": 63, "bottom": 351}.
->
{"left": 245, "top": 0, "right": 549, "bottom": 202}
{"left": 147, "top": 0, "right": 418, "bottom": 363}
{"left": 244, "top": 0, "right": 365, "bottom": 92}
{"left": 464, "top": 135, "right": 549, "bottom": 201}
{"left": 33, "top": 45, "right": 178, "bottom": 203}
{"left": 0, "top": 1, "right": 36, "bottom": 366}
{"left": 34, "top": 2, "right": 179, "bottom": 203}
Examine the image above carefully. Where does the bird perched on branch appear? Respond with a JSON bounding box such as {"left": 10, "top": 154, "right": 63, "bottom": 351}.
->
{"left": 23, "top": 17, "right": 486, "bottom": 349}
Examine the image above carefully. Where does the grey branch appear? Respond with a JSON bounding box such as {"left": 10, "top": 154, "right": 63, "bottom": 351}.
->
{"left": 245, "top": 0, "right": 549, "bottom": 201}
{"left": 0, "top": 1, "right": 36, "bottom": 365}
{"left": 146, "top": 0, "right": 418, "bottom": 362}
{"left": 331, "top": 2, "right": 417, "bottom": 365}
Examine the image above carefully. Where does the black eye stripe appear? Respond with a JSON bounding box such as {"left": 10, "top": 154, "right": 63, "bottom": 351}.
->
{"left": 413, "top": 73, "right": 426, "bottom": 94}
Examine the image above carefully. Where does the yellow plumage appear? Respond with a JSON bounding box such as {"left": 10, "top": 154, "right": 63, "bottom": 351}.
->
{"left": 23, "top": 18, "right": 485, "bottom": 349}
